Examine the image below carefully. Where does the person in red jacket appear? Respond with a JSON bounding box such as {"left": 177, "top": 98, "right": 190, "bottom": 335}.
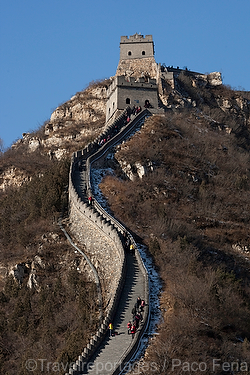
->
{"left": 127, "top": 321, "right": 132, "bottom": 334}
{"left": 131, "top": 324, "right": 136, "bottom": 339}
{"left": 140, "top": 299, "right": 145, "bottom": 311}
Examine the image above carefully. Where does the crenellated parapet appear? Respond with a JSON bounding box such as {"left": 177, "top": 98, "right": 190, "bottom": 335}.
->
{"left": 120, "top": 34, "right": 153, "bottom": 42}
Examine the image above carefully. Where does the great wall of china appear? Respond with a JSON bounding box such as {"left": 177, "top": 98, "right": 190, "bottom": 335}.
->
{"left": 63, "top": 108, "right": 152, "bottom": 374}
{"left": 62, "top": 32, "right": 219, "bottom": 374}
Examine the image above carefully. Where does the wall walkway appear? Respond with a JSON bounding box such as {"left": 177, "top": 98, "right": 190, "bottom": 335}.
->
{"left": 65, "top": 109, "right": 151, "bottom": 375}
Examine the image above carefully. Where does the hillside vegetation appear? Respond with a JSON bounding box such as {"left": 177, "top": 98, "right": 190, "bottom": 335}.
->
{"left": 0, "top": 82, "right": 106, "bottom": 374}
{"left": 0, "top": 158, "right": 100, "bottom": 374}
{"left": 99, "top": 79, "right": 250, "bottom": 373}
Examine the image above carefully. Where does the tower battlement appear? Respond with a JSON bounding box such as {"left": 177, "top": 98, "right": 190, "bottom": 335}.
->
{"left": 106, "top": 76, "right": 157, "bottom": 98}
{"left": 120, "top": 34, "right": 153, "bottom": 43}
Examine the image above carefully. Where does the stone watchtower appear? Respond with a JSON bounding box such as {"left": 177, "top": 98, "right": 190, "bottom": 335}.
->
{"left": 106, "top": 33, "right": 160, "bottom": 122}
{"left": 119, "top": 34, "right": 154, "bottom": 60}
{"left": 116, "top": 33, "right": 157, "bottom": 79}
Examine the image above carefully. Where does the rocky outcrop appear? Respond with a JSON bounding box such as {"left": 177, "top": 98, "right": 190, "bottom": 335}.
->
{"left": 116, "top": 57, "right": 158, "bottom": 80}
{"left": 191, "top": 72, "right": 222, "bottom": 88}
{"left": 232, "top": 243, "right": 250, "bottom": 255}
{"left": 5, "top": 230, "right": 96, "bottom": 293}
{"left": 8, "top": 254, "right": 45, "bottom": 291}
{"left": 40, "top": 85, "right": 107, "bottom": 159}
{"left": 12, "top": 83, "right": 108, "bottom": 153}
{"left": 216, "top": 94, "right": 250, "bottom": 116}
{"left": 12, "top": 133, "right": 42, "bottom": 152}
{"left": 0, "top": 83, "right": 109, "bottom": 192}
{"left": 0, "top": 166, "right": 31, "bottom": 191}
{"left": 206, "top": 72, "right": 223, "bottom": 86}
{"left": 115, "top": 155, "right": 154, "bottom": 181}
{"left": 48, "top": 85, "right": 107, "bottom": 131}
{"left": 26, "top": 255, "right": 44, "bottom": 292}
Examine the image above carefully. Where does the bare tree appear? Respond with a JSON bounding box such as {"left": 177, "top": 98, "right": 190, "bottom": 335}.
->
{"left": 0, "top": 138, "right": 4, "bottom": 153}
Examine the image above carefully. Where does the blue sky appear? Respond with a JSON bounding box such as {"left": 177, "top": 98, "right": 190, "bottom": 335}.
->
{"left": 1, "top": 0, "right": 250, "bottom": 149}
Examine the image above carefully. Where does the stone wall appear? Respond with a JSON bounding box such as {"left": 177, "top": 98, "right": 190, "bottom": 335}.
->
{"left": 66, "top": 109, "right": 151, "bottom": 374}
{"left": 69, "top": 197, "right": 123, "bottom": 304}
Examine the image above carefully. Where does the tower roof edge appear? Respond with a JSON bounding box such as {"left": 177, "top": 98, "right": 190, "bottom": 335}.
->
{"left": 120, "top": 33, "right": 153, "bottom": 43}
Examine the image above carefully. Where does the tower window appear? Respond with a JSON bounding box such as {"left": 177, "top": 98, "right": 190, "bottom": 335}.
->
{"left": 126, "top": 98, "right": 131, "bottom": 104}
{"left": 142, "top": 51, "right": 145, "bottom": 55}
{"left": 128, "top": 51, "right": 132, "bottom": 56}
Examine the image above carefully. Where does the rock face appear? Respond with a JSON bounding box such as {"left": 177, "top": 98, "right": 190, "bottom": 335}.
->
{"left": 0, "top": 167, "right": 31, "bottom": 191}
{"left": 49, "top": 85, "right": 107, "bottom": 129}
{"left": 12, "top": 82, "right": 108, "bottom": 153}
{"left": 116, "top": 57, "right": 158, "bottom": 80}
{"left": 5, "top": 231, "right": 95, "bottom": 292}
{"left": 185, "top": 71, "right": 222, "bottom": 89}
{"left": 216, "top": 95, "right": 250, "bottom": 116}
{"left": 195, "top": 72, "right": 223, "bottom": 87}
{"left": 26, "top": 255, "right": 45, "bottom": 292}
{"left": 41, "top": 85, "right": 107, "bottom": 158}
{"left": 232, "top": 243, "right": 250, "bottom": 255}
{"left": 0, "top": 82, "right": 109, "bottom": 192}
{"left": 115, "top": 155, "right": 154, "bottom": 181}
{"left": 207, "top": 72, "right": 223, "bottom": 86}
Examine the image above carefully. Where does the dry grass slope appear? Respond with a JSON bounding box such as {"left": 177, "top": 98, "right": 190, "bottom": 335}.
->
{"left": 100, "top": 97, "right": 250, "bottom": 373}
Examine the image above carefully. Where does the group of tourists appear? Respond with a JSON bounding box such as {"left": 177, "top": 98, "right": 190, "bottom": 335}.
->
{"left": 108, "top": 297, "right": 145, "bottom": 340}
{"left": 98, "top": 134, "right": 111, "bottom": 146}
{"left": 99, "top": 108, "right": 129, "bottom": 149}
{"left": 131, "top": 105, "right": 142, "bottom": 115}
{"left": 98, "top": 102, "right": 148, "bottom": 146}
{"left": 124, "top": 105, "right": 142, "bottom": 125}
{"left": 127, "top": 296, "right": 145, "bottom": 339}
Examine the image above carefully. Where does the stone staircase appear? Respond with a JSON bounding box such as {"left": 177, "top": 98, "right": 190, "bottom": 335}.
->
{"left": 80, "top": 253, "right": 146, "bottom": 374}
{"left": 66, "top": 109, "right": 151, "bottom": 374}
